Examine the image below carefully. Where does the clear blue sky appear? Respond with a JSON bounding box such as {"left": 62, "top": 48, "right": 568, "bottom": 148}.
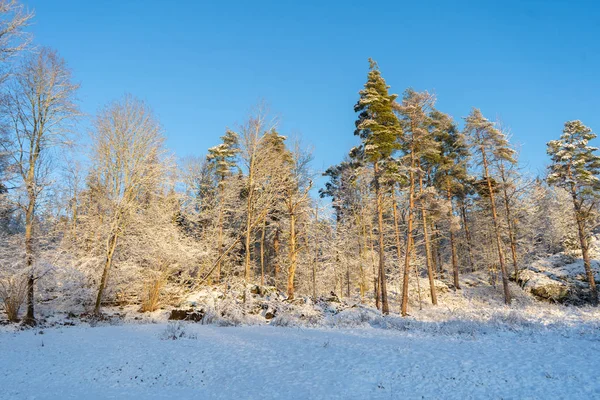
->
{"left": 23, "top": 0, "right": 600, "bottom": 179}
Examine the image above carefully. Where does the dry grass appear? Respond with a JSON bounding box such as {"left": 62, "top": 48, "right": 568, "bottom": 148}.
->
{"left": 0, "top": 275, "right": 28, "bottom": 322}
{"left": 140, "top": 275, "right": 166, "bottom": 312}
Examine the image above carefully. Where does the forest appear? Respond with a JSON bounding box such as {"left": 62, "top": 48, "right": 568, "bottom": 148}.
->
{"left": 0, "top": 2, "right": 599, "bottom": 327}
{"left": 3, "top": 2, "right": 600, "bottom": 399}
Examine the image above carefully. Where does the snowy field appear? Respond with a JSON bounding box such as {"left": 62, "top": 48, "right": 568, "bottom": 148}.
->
{"left": 2, "top": 320, "right": 600, "bottom": 400}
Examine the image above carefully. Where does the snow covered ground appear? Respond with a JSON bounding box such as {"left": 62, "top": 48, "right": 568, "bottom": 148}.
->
{"left": 2, "top": 320, "right": 600, "bottom": 400}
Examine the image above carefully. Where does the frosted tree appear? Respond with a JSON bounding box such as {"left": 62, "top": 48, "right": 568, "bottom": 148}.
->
{"left": 237, "top": 108, "right": 280, "bottom": 284}
{"left": 464, "top": 108, "right": 515, "bottom": 304}
{"left": 1, "top": 48, "right": 80, "bottom": 324}
{"left": 321, "top": 157, "right": 373, "bottom": 300}
{"left": 0, "top": 0, "right": 33, "bottom": 81}
{"left": 495, "top": 140, "right": 521, "bottom": 280}
{"left": 281, "top": 142, "right": 312, "bottom": 299}
{"left": 206, "top": 130, "right": 239, "bottom": 282}
{"left": 90, "top": 95, "right": 167, "bottom": 315}
{"left": 547, "top": 120, "right": 600, "bottom": 303}
{"left": 395, "top": 89, "right": 437, "bottom": 315}
{"left": 354, "top": 58, "right": 401, "bottom": 314}
{"left": 431, "top": 110, "right": 470, "bottom": 290}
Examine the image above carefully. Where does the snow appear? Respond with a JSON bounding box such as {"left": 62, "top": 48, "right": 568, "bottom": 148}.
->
{"left": 2, "top": 319, "right": 600, "bottom": 399}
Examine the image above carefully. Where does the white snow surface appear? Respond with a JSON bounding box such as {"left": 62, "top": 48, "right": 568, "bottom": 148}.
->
{"left": 2, "top": 318, "right": 600, "bottom": 400}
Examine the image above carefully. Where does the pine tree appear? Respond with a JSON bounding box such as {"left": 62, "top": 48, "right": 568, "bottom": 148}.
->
{"left": 206, "top": 129, "right": 239, "bottom": 282}
{"left": 464, "top": 108, "right": 515, "bottom": 305}
{"left": 395, "top": 89, "right": 436, "bottom": 315}
{"left": 547, "top": 120, "right": 600, "bottom": 303}
{"left": 431, "top": 110, "right": 470, "bottom": 290}
{"left": 354, "top": 58, "right": 401, "bottom": 315}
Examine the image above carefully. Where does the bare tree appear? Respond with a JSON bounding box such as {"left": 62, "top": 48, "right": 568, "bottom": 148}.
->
{"left": 282, "top": 141, "right": 313, "bottom": 299}
{"left": 1, "top": 47, "right": 79, "bottom": 324}
{"left": 90, "top": 94, "right": 167, "bottom": 315}
{"left": 0, "top": 0, "right": 33, "bottom": 80}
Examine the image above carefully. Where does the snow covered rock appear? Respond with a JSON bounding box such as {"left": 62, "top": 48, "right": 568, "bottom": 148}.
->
{"left": 168, "top": 309, "right": 204, "bottom": 322}
{"left": 519, "top": 253, "right": 600, "bottom": 304}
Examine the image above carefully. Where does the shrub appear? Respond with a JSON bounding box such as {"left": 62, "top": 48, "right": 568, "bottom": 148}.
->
{"left": 0, "top": 275, "right": 28, "bottom": 322}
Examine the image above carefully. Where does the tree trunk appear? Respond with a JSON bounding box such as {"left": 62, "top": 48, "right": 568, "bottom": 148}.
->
{"left": 357, "top": 228, "right": 365, "bottom": 299}
{"left": 571, "top": 191, "right": 598, "bottom": 303}
{"left": 94, "top": 230, "right": 119, "bottom": 314}
{"left": 419, "top": 171, "right": 437, "bottom": 305}
{"left": 244, "top": 156, "right": 255, "bottom": 284}
{"left": 23, "top": 190, "right": 36, "bottom": 324}
{"left": 391, "top": 189, "right": 404, "bottom": 306}
{"left": 216, "top": 183, "right": 225, "bottom": 283}
{"left": 367, "top": 221, "right": 380, "bottom": 310}
{"left": 460, "top": 199, "right": 475, "bottom": 272}
{"left": 286, "top": 211, "right": 297, "bottom": 299}
{"left": 447, "top": 187, "right": 460, "bottom": 290}
{"left": 260, "top": 217, "right": 267, "bottom": 287}
{"left": 273, "top": 227, "right": 280, "bottom": 288}
{"left": 499, "top": 165, "right": 519, "bottom": 280}
{"left": 481, "top": 147, "right": 511, "bottom": 304}
{"left": 374, "top": 162, "right": 389, "bottom": 314}
{"left": 401, "top": 151, "right": 416, "bottom": 317}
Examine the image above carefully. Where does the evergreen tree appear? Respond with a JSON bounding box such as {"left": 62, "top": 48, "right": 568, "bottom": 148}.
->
{"left": 354, "top": 58, "right": 401, "bottom": 314}
{"left": 547, "top": 120, "right": 600, "bottom": 303}
{"left": 206, "top": 129, "right": 240, "bottom": 282}
{"left": 464, "top": 108, "right": 515, "bottom": 305}
{"left": 431, "top": 110, "right": 470, "bottom": 290}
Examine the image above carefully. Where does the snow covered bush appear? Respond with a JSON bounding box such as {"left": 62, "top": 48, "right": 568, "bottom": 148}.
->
{"left": 160, "top": 321, "right": 197, "bottom": 340}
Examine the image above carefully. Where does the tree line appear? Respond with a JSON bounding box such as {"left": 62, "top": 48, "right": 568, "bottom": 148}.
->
{"left": 1, "top": 2, "right": 599, "bottom": 325}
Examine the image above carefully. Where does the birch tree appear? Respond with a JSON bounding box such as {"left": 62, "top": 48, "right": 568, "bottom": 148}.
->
{"left": 282, "top": 142, "right": 312, "bottom": 299}
{"left": 90, "top": 95, "right": 167, "bottom": 315}
{"left": 1, "top": 47, "right": 79, "bottom": 324}
{"left": 0, "top": 0, "right": 33, "bottom": 81}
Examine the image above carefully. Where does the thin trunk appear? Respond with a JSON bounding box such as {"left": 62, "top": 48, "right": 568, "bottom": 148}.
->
{"left": 273, "top": 228, "right": 280, "bottom": 287}
{"left": 401, "top": 151, "right": 416, "bottom": 317}
{"left": 499, "top": 164, "right": 519, "bottom": 280}
{"left": 287, "top": 210, "right": 297, "bottom": 299}
{"left": 216, "top": 182, "right": 225, "bottom": 283}
{"left": 94, "top": 230, "right": 119, "bottom": 314}
{"left": 23, "top": 192, "right": 35, "bottom": 324}
{"left": 481, "top": 146, "right": 511, "bottom": 304}
{"left": 358, "top": 208, "right": 368, "bottom": 299}
{"left": 447, "top": 187, "right": 460, "bottom": 290}
{"left": 419, "top": 171, "right": 437, "bottom": 305}
{"left": 244, "top": 155, "right": 255, "bottom": 284}
{"left": 374, "top": 162, "right": 389, "bottom": 314}
{"left": 312, "top": 205, "right": 318, "bottom": 299}
{"left": 346, "top": 262, "right": 351, "bottom": 298}
{"left": 431, "top": 226, "right": 441, "bottom": 278}
{"left": 571, "top": 191, "right": 598, "bottom": 303}
{"left": 367, "top": 222, "right": 380, "bottom": 310}
{"left": 460, "top": 199, "right": 475, "bottom": 272}
{"left": 23, "top": 155, "right": 37, "bottom": 324}
{"left": 413, "top": 239, "right": 423, "bottom": 310}
{"left": 260, "top": 217, "right": 267, "bottom": 287}
{"left": 357, "top": 228, "right": 365, "bottom": 299}
{"left": 391, "top": 189, "right": 403, "bottom": 306}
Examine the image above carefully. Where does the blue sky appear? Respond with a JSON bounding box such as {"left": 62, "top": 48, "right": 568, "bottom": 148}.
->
{"left": 23, "top": 0, "right": 600, "bottom": 179}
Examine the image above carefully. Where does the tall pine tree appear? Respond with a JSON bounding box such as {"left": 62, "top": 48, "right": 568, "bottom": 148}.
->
{"left": 547, "top": 120, "right": 600, "bottom": 303}
{"left": 464, "top": 108, "right": 515, "bottom": 305}
{"left": 207, "top": 129, "right": 240, "bottom": 282}
{"left": 354, "top": 59, "right": 401, "bottom": 314}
